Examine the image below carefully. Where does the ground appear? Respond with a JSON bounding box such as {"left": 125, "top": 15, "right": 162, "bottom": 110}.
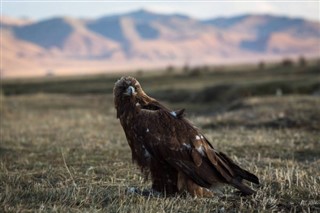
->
{"left": 1, "top": 61, "right": 320, "bottom": 212}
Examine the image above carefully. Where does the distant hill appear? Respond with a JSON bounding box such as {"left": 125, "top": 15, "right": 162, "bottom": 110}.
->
{"left": 1, "top": 9, "right": 320, "bottom": 78}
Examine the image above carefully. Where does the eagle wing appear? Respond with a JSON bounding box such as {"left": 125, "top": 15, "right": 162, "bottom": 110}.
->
{"left": 138, "top": 97, "right": 185, "bottom": 118}
{"left": 135, "top": 108, "right": 259, "bottom": 194}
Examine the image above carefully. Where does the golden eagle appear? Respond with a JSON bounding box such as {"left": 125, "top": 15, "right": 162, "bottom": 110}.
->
{"left": 114, "top": 76, "right": 259, "bottom": 197}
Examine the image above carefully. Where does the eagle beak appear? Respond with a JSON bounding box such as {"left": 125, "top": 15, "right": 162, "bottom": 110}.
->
{"left": 124, "top": 86, "right": 137, "bottom": 96}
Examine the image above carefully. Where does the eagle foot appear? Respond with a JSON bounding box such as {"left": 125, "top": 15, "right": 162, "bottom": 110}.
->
{"left": 125, "top": 187, "right": 162, "bottom": 197}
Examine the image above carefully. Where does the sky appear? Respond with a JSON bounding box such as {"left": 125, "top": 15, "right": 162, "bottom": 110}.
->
{"left": 1, "top": 1, "right": 320, "bottom": 21}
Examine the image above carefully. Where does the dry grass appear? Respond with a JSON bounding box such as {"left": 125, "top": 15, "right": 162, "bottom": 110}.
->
{"left": 1, "top": 92, "right": 319, "bottom": 212}
{"left": 1, "top": 64, "right": 320, "bottom": 212}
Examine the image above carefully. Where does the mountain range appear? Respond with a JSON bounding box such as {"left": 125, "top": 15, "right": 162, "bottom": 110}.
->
{"left": 1, "top": 9, "right": 320, "bottom": 78}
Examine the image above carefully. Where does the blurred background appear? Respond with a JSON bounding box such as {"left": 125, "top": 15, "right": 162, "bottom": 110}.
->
{"left": 1, "top": 1, "right": 319, "bottom": 116}
{"left": 1, "top": 1, "right": 319, "bottom": 78}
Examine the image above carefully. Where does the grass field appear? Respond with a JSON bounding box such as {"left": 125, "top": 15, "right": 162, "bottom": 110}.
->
{"left": 1, "top": 61, "right": 320, "bottom": 212}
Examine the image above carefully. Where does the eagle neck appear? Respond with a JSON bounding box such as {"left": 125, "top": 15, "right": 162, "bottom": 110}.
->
{"left": 119, "top": 98, "right": 139, "bottom": 125}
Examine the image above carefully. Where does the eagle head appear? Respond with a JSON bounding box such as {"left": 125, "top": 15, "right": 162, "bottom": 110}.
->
{"left": 113, "top": 76, "right": 145, "bottom": 117}
{"left": 113, "top": 76, "right": 141, "bottom": 98}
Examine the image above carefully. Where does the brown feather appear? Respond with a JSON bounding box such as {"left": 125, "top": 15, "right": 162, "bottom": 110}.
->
{"left": 114, "top": 76, "right": 259, "bottom": 197}
{"left": 191, "top": 149, "right": 202, "bottom": 167}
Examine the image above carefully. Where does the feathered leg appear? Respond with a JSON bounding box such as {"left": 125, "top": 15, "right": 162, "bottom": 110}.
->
{"left": 150, "top": 160, "right": 178, "bottom": 196}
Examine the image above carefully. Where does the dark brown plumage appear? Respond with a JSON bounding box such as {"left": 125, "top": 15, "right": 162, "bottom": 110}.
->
{"left": 113, "top": 76, "right": 259, "bottom": 197}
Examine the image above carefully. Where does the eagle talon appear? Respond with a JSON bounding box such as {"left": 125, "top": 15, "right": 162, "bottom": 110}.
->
{"left": 126, "top": 187, "right": 139, "bottom": 194}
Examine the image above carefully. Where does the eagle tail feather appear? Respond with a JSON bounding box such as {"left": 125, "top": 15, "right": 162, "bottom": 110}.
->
{"left": 230, "top": 178, "right": 256, "bottom": 196}
{"left": 214, "top": 152, "right": 259, "bottom": 195}
{"left": 218, "top": 152, "right": 259, "bottom": 185}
